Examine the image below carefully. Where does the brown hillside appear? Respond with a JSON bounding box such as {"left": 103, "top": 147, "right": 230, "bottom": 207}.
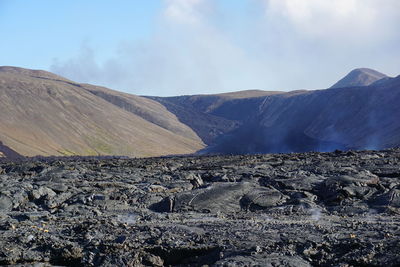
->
{"left": 0, "top": 67, "right": 204, "bottom": 157}
{"left": 82, "top": 84, "right": 201, "bottom": 141}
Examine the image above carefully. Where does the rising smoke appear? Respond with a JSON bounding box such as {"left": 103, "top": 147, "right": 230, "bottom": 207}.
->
{"left": 50, "top": 0, "right": 400, "bottom": 96}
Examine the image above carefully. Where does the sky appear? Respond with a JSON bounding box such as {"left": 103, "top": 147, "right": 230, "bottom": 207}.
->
{"left": 1, "top": 0, "right": 400, "bottom": 96}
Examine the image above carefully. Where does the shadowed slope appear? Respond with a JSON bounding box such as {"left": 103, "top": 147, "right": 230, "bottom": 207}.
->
{"left": 148, "top": 90, "right": 283, "bottom": 144}
{"left": 206, "top": 76, "right": 400, "bottom": 154}
{"left": 0, "top": 141, "right": 22, "bottom": 159}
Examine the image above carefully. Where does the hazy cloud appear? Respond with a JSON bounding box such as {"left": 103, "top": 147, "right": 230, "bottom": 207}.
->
{"left": 50, "top": 0, "right": 400, "bottom": 96}
{"left": 51, "top": 0, "right": 266, "bottom": 96}
{"left": 164, "top": 0, "right": 206, "bottom": 25}
{"left": 263, "top": 0, "right": 400, "bottom": 42}
{"left": 51, "top": 43, "right": 130, "bottom": 90}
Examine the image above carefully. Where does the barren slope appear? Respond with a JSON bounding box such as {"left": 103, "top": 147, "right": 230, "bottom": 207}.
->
{"left": 0, "top": 67, "right": 204, "bottom": 157}
{"left": 83, "top": 84, "right": 200, "bottom": 141}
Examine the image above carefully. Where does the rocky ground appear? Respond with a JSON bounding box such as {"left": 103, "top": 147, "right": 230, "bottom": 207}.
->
{"left": 0, "top": 149, "right": 399, "bottom": 266}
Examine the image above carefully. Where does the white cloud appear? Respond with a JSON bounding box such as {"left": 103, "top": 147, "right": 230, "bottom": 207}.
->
{"left": 164, "top": 0, "right": 206, "bottom": 24}
{"left": 263, "top": 0, "right": 400, "bottom": 41}
{"left": 51, "top": 0, "right": 267, "bottom": 96}
{"left": 50, "top": 0, "right": 400, "bottom": 96}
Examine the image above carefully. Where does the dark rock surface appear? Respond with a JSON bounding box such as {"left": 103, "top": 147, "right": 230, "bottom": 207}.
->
{"left": 0, "top": 149, "right": 400, "bottom": 266}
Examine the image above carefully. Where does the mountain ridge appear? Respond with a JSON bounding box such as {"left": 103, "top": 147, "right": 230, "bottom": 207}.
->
{"left": 1, "top": 66, "right": 399, "bottom": 158}
{"left": 203, "top": 76, "right": 400, "bottom": 154}
{"left": 149, "top": 68, "right": 399, "bottom": 154}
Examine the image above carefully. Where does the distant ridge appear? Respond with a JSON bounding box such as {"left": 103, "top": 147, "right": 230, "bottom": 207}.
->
{"left": 1, "top": 65, "right": 399, "bottom": 157}
{"left": 330, "top": 68, "right": 387, "bottom": 89}
{"left": 150, "top": 71, "right": 400, "bottom": 154}
{"left": 147, "top": 90, "right": 282, "bottom": 144}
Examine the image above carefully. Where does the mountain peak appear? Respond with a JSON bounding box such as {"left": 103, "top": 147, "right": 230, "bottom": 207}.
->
{"left": 330, "top": 68, "right": 387, "bottom": 89}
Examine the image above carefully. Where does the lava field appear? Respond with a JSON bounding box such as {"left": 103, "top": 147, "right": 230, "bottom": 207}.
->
{"left": 0, "top": 149, "right": 400, "bottom": 266}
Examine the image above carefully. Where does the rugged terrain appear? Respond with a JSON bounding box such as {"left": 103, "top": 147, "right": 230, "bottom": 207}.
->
{"left": 0, "top": 148, "right": 399, "bottom": 266}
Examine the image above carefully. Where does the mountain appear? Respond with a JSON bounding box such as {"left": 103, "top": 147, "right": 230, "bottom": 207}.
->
{"left": 2, "top": 66, "right": 398, "bottom": 158}
{"left": 0, "top": 66, "right": 204, "bottom": 158}
{"left": 147, "top": 90, "right": 283, "bottom": 144}
{"left": 203, "top": 75, "right": 400, "bottom": 154}
{"left": 81, "top": 84, "right": 201, "bottom": 142}
{"left": 149, "top": 69, "right": 399, "bottom": 154}
{"left": 330, "top": 68, "right": 387, "bottom": 89}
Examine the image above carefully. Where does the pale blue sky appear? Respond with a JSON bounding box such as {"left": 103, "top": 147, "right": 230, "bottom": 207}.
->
{"left": 2, "top": 0, "right": 400, "bottom": 96}
{"left": 0, "top": 0, "right": 161, "bottom": 69}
